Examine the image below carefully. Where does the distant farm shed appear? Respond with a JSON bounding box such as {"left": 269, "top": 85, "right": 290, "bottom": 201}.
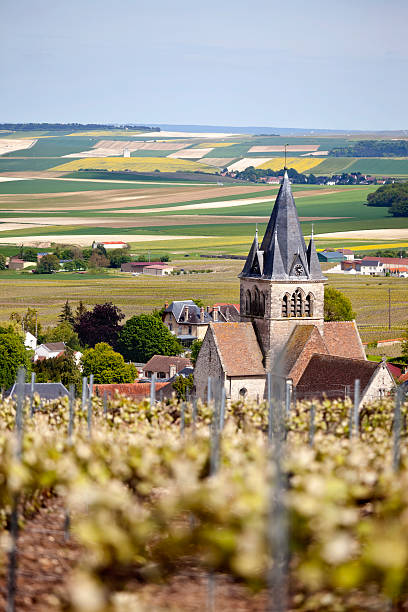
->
{"left": 92, "top": 241, "right": 129, "bottom": 250}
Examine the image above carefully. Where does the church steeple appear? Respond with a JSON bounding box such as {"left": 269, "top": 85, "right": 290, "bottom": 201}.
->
{"left": 240, "top": 171, "right": 325, "bottom": 281}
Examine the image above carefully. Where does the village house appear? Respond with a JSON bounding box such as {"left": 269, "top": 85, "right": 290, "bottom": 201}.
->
{"left": 163, "top": 300, "right": 240, "bottom": 347}
{"left": 142, "top": 355, "right": 192, "bottom": 380}
{"left": 33, "top": 342, "right": 82, "bottom": 365}
{"left": 121, "top": 261, "right": 166, "bottom": 273}
{"left": 194, "top": 171, "right": 395, "bottom": 406}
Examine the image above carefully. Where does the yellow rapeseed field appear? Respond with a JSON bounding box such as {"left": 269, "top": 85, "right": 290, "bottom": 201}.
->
{"left": 258, "top": 157, "right": 325, "bottom": 172}
{"left": 51, "top": 156, "right": 215, "bottom": 173}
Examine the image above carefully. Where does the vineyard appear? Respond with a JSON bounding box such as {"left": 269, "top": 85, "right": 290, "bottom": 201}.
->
{"left": 0, "top": 376, "right": 407, "bottom": 611}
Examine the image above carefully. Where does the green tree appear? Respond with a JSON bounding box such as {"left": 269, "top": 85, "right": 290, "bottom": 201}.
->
{"left": 108, "top": 249, "right": 132, "bottom": 268}
{"left": 58, "top": 300, "right": 75, "bottom": 325}
{"left": 118, "top": 313, "right": 182, "bottom": 362}
{"left": 0, "top": 254, "right": 6, "bottom": 270}
{"left": 88, "top": 252, "right": 109, "bottom": 268}
{"left": 190, "top": 339, "right": 203, "bottom": 366}
{"left": 172, "top": 374, "right": 194, "bottom": 400}
{"left": 35, "top": 254, "right": 60, "bottom": 274}
{"left": 46, "top": 321, "right": 81, "bottom": 351}
{"left": 324, "top": 287, "right": 355, "bottom": 322}
{"left": 74, "top": 300, "right": 87, "bottom": 324}
{"left": 33, "top": 350, "right": 81, "bottom": 391}
{"left": 21, "top": 247, "right": 38, "bottom": 262}
{"left": 0, "top": 332, "right": 32, "bottom": 390}
{"left": 389, "top": 194, "right": 408, "bottom": 217}
{"left": 10, "top": 307, "right": 42, "bottom": 338}
{"left": 81, "top": 342, "right": 137, "bottom": 384}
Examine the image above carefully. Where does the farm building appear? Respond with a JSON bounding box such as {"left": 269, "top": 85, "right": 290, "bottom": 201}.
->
{"left": 194, "top": 170, "right": 395, "bottom": 405}
{"left": 143, "top": 264, "right": 173, "bottom": 276}
{"left": 121, "top": 261, "right": 163, "bottom": 273}
{"left": 7, "top": 382, "right": 69, "bottom": 401}
{"left": 8, "top": 257, "right": 25, "bottom": 270}
{"left": 317, "top": 250, "right": 345, "bottom": 263}
{"left": 163, "top": 300, "right": 240, "bottom": 346}
{"left": 92, "top": 240, "right": 129, "bottom": 250}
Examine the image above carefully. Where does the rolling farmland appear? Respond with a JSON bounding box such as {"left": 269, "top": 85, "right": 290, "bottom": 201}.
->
{"left": 51, "top": 156, "right": 215, "bottom": 173}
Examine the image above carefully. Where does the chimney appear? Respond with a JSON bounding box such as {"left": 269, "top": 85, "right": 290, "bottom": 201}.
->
{"left": 169, "top": 364, "right": 177, "bottom": 378}
{"left": 200, "top": 306, "right": 205, "bottom": 323}
{"left": 206, "top": 305, "right": 210, "bottom": 313}
{"left": 184, "top": 305, "right": 189, "bottom": 321}
{"left": 164, "top": 301, "right": 169, "bottom": 309}
{"left": 213, "top": 306, "right": 219, "bottom": 322}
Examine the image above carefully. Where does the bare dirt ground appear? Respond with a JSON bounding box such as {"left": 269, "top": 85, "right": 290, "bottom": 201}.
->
{"left": 0, "top": 139, "right": 36, "bottom": 155}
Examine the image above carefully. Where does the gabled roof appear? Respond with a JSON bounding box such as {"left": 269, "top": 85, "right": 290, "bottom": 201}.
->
{"left": 143, "top": 355, "right": 192, "bottom": 373}
{"left": 7, "top": 382, "right": 69, "bottom": 400}
{"left": 278, "top": 325, "right": 328, "bottom": 385}
{"left": 38, "top": 342, "right": 66, "bottom": 353}
{"left": 296, "top": 354, "right": 383, "bottom": 400}
{"left": 240, "top": 171, "right": 325, "bottom": 281}
{"left": 209, "top": 304, "right": 240, "bottom": 322}
{"left": 210, "top": 322, "right": 264, "bottom": 377}
{"left": 323, "top": 321, "right": 366, "bottom": 360}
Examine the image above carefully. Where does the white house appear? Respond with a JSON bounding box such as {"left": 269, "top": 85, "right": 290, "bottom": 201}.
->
{"left": 34, "top": 342, "right": 66, "bottom": 362}
{"left": 92, "top": 241, "right": 129, "bottom": 250}
{"left": 24, "top": 332, "right": 37, "bottom": 351}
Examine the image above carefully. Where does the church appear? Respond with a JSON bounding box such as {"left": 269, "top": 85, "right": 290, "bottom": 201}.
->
{"left": 194, "top": 171, "right": 394, "bottom": 406}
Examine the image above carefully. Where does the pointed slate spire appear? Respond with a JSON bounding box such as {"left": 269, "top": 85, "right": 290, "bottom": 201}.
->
{"left": 260, "top": 170, "right": 309, "bottom": 279}
{"left": 239, "top": 226, "right": 259, "bottom": 277}
{"left": 306, "top": 226, "right": 325, "bottom": 280}
{"left": 263, "top": 228, "right": 286, "bottom": 279}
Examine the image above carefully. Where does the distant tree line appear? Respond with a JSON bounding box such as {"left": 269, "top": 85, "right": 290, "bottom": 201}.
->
{"left": 366, "top": 183, "right": 408, "bottom": 216}
{"left": 233, "top": 166, "right": 308, "bottom": 183}
{"left": 0, "top": 123, "right": 158, "bottom": 132}
{"left": 330, "top": 140, "right": 408, "bottom": 157}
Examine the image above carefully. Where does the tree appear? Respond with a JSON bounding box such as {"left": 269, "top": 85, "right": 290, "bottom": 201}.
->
{"left": 366, "top": 183, "right": 408, "bottom": 208}
{"left": 0, "top": 332, "right": 32, "bottom": 390}
{"left": 10, "top": 307, "right": 42, "bottom": 338}
{"left": 389, "top": 194, "right": 408, "bottom": 217}
{"left": 81, "top": 342, "right": 137, "bottom": 384}
{"left": 21, "top": 247, "right": 38, "bottom": 262}
{"left": 74, "top": 301, "right": 87, "bottom": 324}
{"left": 324, "top": 287, "right": 355, "bottom": 322}
{"left": 190, "top": 339, "right": 203, "bottom": 366}
{"left": 108, "top": 249, "right": 131, "bottom": 268}
{"left": 88, "top": 252, "right": 109, "bottom": 268}
{"left": 35, "top": 254, "right": 60, "bottom": 274}
{"left": 33, "top": 350, "right": 81, "bottom": 391}
{"left": 0, "top": 254, "right": 6, "bottom": 270}
{"left": 172, "top": 374, "right": 194, "bottom": 400}
{"left": 46, "top": 321, "right": 81, "bottom": 351}
{"left": 74, "top": 302, "right": 125, "bottom": 349}
{"left": 118, "top": 313, "right": 183, "bottom": 362}
{"left": 58, "top": 300, "right": 75, "bottom": 325}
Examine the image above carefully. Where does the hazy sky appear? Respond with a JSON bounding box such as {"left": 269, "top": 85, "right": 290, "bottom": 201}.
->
{"left": 1, "top": 0, "right": 407, "bottom": 130}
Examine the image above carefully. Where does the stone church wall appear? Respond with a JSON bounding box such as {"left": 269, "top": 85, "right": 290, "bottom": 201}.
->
{"left": 194, "top": 327, "right": 225, "bottom": 400}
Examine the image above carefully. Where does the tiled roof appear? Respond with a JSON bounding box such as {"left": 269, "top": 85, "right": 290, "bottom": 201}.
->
{"left": 323, "top": 321, "right": 366, "bottom": 360}
{"left": 211, "top": 322, "right": 264, "bottom": 377}
{"left": 279, "top": 325, "right": 328, "bottom": 384}
{"left": 94, "top": 382, "right": 168, "bottom": 399}
{"left": 143, "top": 355, "right": 192, "bottom": 373}
{"left": 209, "top": 304, "right": 240, "bottom": 322}
{"left": 296, "top": 354, "right": 379, "bottom": 400}
{"left": 387, "top": 363, "right": 402, "bottom": 379}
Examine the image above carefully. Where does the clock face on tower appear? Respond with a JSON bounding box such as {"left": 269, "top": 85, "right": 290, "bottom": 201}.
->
{"left": 294, "top": 264, "right": 304, "bottom": 276}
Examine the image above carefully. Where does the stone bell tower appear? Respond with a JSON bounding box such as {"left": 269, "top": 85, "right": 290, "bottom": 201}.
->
{"left": 239, "top": 170, "right": 326, "bottom": 369}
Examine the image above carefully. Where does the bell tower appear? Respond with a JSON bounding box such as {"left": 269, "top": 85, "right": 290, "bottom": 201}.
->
{"left": 239, "top": 171, "right": 326, "bottom": 369}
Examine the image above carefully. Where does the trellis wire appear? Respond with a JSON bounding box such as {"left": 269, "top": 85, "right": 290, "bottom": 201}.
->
{"left": 7, "top": 367, "right": 25, "bottom": 612}
{"left": 192, "top": 398, "right": 198, "bottom": 433}
{"left": 207, "top": 376, "right": 212, "bottom": 406}
{"left": 64, "top": 384, "right": 75, "bottom": 542}
{"left": 285, "top": 379, "right": 291, "bottom": 416}
{"left": 81, "top": 376, "right": 87, "bottom": 412}
{"left": 219, "top": 387, "right": 226, "bottom": 430}
{"left": 393, "top": 387, "right": 402, "bottom": 472}
{"left": 353, "top": 379, "right": 360, "bottom": 438}
{"left": 180, "top": 402, "right": 185, "bottom": 437}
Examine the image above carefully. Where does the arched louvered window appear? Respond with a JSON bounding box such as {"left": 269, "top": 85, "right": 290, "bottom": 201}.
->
{"left": 282, "top": 294, "right": 290, "bottom": 317}
{"left": 305, "top": 293, "right": 314, "bottom": 317}
{"left": 253, "top": 286, "right": 260, "bottom": 316}
{"left": 291, "top": 289, "right": 304, "bottom": 317}
{"left": 245, "top": 289, "right": 251, "bottom": 315}
{"left": 260, "top": 292, "right": 266, "bottom": 316}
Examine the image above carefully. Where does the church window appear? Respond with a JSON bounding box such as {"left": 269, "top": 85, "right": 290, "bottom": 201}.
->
{"left": 253, "top": 286, "right": 260, "bottom": 316}
{"left": 245, "top": 289, "right": 251, "bottom": 314}
{"left": 290, "top": 289, "right": 303, "bottom": 317}
{"left": 282, "top": 294, "right": 289, "bottom": 317}
{"left": 305, "top": 293, "right": 314, "bottom": 316}
{"left": 260, "top": 292, "right": 266, "bottom": 316}
{"left": 290, "top": 293, "right": 296, "bottom": 316}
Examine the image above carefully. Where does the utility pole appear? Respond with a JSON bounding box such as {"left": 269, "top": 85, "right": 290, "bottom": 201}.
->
{"left": 388, "top": 288, "right": 391, "bottom": 331}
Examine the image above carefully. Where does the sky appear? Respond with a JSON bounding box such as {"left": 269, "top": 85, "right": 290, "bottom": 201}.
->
{"left": 1, "top": 0, "right": 407, "bottom": 130}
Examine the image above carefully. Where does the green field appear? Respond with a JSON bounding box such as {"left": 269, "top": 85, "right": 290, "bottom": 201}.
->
{"left": 313, "top": 156, "right": 408, "bottom": 176}
{"left": 312, "top": 157, "right": 358, "bottom": 174}
{"left": 0, "top": 262, "right": 405, "bottom": 343}
{"left": 0, "top": 178, "right": 169, "bottom": 194}
{"left": 0, "top": 158, "right": 63, "bottom": 171}
{"left": 3, "top": 136, "right": 100, "bottom": 157}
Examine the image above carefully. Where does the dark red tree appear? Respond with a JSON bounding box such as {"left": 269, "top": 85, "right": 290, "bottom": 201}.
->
{"left": 74, "top": 302, "right": 125, "bottom": 349}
